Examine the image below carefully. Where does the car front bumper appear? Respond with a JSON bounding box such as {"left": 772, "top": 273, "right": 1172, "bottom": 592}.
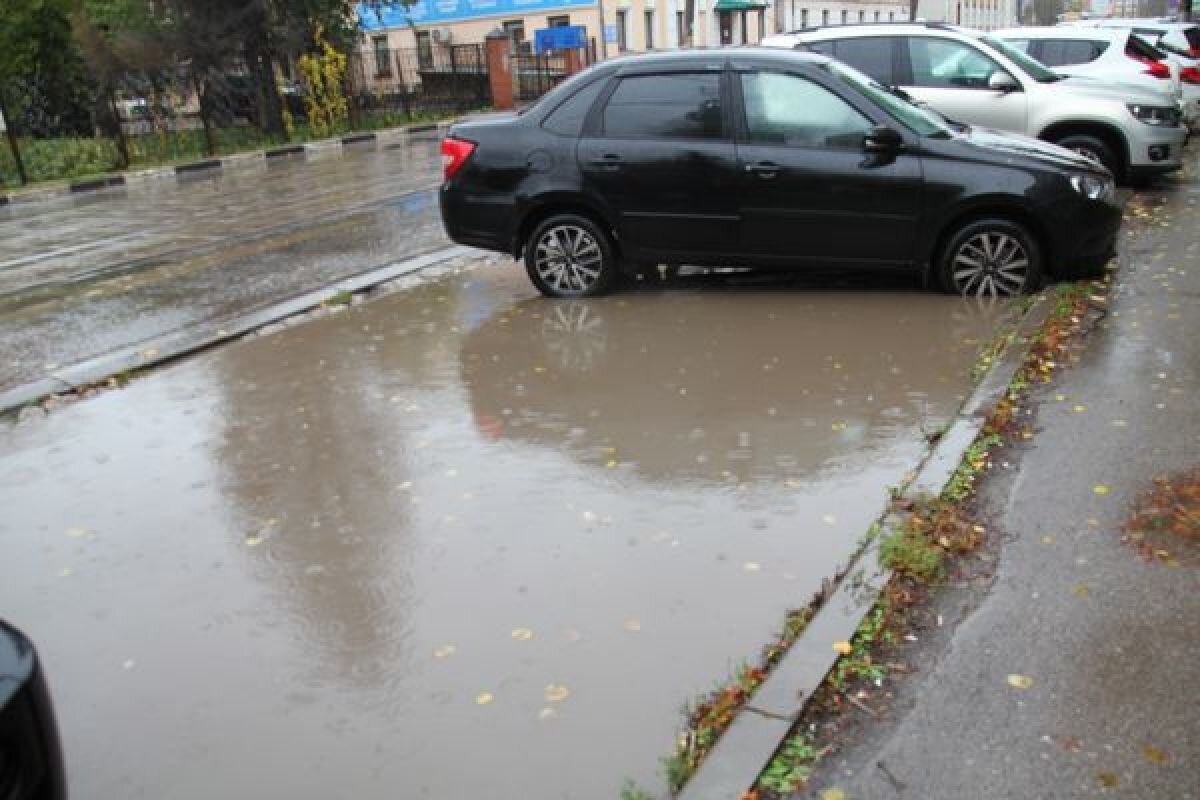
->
{"left": 1127, "top": 123, "right": 1188, "bottom": 170}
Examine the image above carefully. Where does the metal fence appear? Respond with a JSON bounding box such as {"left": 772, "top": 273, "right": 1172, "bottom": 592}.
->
{"left": 347, "top": 44, "right": 490, "bottom": 120}
{"left": 513, "top": 39, "right": 598, "bottom": 103}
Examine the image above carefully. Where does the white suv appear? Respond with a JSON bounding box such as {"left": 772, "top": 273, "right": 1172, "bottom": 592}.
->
{"left": 763, "top": 23, "right": 1188, "bottom": 181}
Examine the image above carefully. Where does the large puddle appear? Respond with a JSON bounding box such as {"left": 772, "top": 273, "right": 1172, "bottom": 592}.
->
{"left": 0, "top": 264, "right": 1013, "bottom": 798}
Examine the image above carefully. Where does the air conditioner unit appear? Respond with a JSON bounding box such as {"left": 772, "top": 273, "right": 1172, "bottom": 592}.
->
{"left": 431, "top": 27, "right": 452, "bottom": 44}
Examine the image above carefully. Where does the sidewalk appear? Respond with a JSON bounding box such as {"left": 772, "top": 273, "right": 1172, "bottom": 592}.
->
{"left": 797, "top": 171, "right": 1200, "bottom": 796}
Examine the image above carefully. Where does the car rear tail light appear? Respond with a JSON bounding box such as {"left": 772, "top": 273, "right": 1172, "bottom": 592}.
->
{"left": 1138, "top": 57, "right": 1171, "bottom": 79}
{"left": 441, "top": 136, "right": 476, "bottom": 182}
{"left": 1181, "top": 66, "right": 1200, "bottom": 84}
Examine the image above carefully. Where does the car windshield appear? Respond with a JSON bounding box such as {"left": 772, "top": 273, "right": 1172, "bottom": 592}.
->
{"left": 822, "top": 61, "right": 953, "bottom": 138}
{"left": 980, "top": 35, "right": 1063, "bottom": 82}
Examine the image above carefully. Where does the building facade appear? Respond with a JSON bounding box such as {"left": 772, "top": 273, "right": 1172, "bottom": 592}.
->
{"left": 914, "top": 0, "right": 1019, "bottom": 29}
{"left": 358, "top": 0, "right": 912, "bottom": 61}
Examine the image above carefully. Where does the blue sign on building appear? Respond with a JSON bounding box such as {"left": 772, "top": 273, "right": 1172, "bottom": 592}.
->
{"left": 534, "top": 25, "right": 587, "bottom": 53}
{"left": 359, "top": 0, "right": 597, "bottom": 29}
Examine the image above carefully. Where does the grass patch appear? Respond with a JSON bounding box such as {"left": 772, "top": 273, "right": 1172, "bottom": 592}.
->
{"left": 756, "top": 733, "right": 820, "bottom": 795}
{"left": 324, "top": 289, "right": 354, "bottom": 307}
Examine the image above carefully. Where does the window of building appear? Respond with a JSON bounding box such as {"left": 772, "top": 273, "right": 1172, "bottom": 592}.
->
{"left": 801, "top": 8, "right": 808, "bottom": 28}
{"left": 841, "top": 10, "right": 848, "bottom": 24}
{"left": 858, "top": 10, "right": 865, "bottom": 21}
{"left": 616, "top": 10, "right": 628, "bottom": 51}
{"left": 372, "top": 35, "right": 391, "bottom": 77}
{"left": 415, "top": 31, "right": 433, "bottom": 69}
{"left": 821, "top": 9, "right": 829, "bottom": 25}
{"left": 503, "top": 19, "right": 528, "bottom": 53}
{"left": 548, "top": 15, "right": 570, "bottom": 27}
{"left": 874, "top": 11, "right": 880, "bottom": 21}
{"left": 602, "top": 73, "right": 724, "bottom": 139}
{"left": 645, "top": 10, "right": 654, "bottom": 48}
{"left": 677, "top": 10, "right": 687, "bottom": 45}
{"left": 889, "top": 11, "right": 895, "bottom": 21}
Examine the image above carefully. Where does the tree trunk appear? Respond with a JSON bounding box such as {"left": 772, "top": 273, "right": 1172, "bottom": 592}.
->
{"left": 245, "top": 22, "right": 287, "bottom": 141}
{"left": 909, "top": 0, "right": 919, "bottom": 21}
{"left": 0, "top": 90, "right": 28, "bottom": 186}
{"left": 194, "top": 77, "right": 217, "bottom": 157}
{"left": 108, "top": 90, "right": 130, "bottom": 169}
{"left": 684, "top": 0, "right": 695, "bottom": 46}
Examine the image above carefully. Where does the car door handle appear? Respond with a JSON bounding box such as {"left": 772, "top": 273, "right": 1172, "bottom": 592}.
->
{"left": 744, "top": 161, "right": 779, "bottom": 178}
{"left": 589, "top": 154, "right": 623, "bottom": 171}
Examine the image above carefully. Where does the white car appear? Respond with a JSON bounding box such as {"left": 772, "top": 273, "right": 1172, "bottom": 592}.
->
{"left": 762, "top": 22, "right": 1189, "bottom": 181}
{"left": 993, "top": 27, "right": 1182, "bottom": 111}
{"left": 1062, "top": 18, "right": 1200, "bottom": 128}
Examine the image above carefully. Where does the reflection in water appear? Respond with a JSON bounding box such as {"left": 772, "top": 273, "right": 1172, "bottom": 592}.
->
{"left": 462, "top": 292, "right": 1013, "bottom": 486}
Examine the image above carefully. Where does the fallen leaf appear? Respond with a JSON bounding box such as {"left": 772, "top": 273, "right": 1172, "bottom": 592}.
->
{"left": 433, "top": 644, "right": 456, "bottom": 659}
{"left": 1142, "top": 745, "right": 1168, "bottom": 764}
{"left": 833, "top": 641, "right": 854, "bottom": 655}
{"left": 1072, "top": 404, "right": 1088, "bottom": 413}
{"left": 1093, "top": 485, "right": 1110, "bottom": 496}
{"left": 820, "top": 789, "right": 847, "bottom": 800}
{"left": 1072, "top": 583, "right": 1090, "bottom": 597}
{"left": 1006, "top": 674, "right": 1034, "bottom": 689}
{"left": 1097, "top": 770, "right": 1119, "bottom": 788}
{"left": 475, "top": 692, "right": 494, "bottom": 706}
{"left": 537, "top": 707, "right": 557, "bottom": 721}
{"left": 66, "top": 527, "right": 88, "bottom": 538}
{"left": 511, "top": 628, "right": 534, "bottom": 641}
{"left": 244, "top": 535, "right": 263, "bottom": 547}
{"left": 544, "top": 684, "right": 570, "bottom": 703}
{"left": 57, "top": 567, "right": 73, "bottom": 578}
{"left": 743, "top": 562, "right": 761, "bottom": 572}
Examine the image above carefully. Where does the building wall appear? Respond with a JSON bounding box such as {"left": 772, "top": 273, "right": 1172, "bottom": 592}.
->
{"left": 915, "top": 0, "right": 1018, "bottom": 29}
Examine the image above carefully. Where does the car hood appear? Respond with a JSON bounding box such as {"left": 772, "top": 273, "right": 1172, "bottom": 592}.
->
{"left": 1059, "top": 72, "right": 1179, "bottom": 100}
{"left": 954, "top": 127, "right": 1106, "bottom": 173}
{"left": 1055, "top": 75, "right": 1177, "bottom": 105}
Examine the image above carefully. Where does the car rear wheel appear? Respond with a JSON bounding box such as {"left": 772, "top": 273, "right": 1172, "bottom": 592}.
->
{"left": 525, "top": 215, "right": 618, "bottom": 298}
{"left": 1052, "top": 134, "right": 1120, "bottom": 179}
{"left": 939, "top": 218, "right": 1042, "bottom": 298}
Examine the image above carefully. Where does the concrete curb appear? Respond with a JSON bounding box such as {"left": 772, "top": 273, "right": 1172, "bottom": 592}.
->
{"left": 0, "top": 244, "right": 476, "bottom": 416}
{"left": 679, "top": 293, "right": 1055, "bottom": 800}
{"left": 0, "top": 121, "right": 452, "bottom": 207}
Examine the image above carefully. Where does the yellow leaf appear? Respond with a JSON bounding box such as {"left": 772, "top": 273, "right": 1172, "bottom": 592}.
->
{"left": 1092, "top": 485, "right": 1110, "bottom": 496}
{"left": 1072, "top": 583, "right": 1089, "bottom": 597}
{"left": 1072, "top": 404, "right": 1088, "bottom": 413}
{"left": 1006, "top": 674, "right": 1034, "bottom": 689}
{"left": 544, "top": 684, "right": 570, "bottom": 703}
{"left": 511, "top": 628, "right": 534, "bottom": 641}
{"left": 833, "top": 641, "right": 853, "bottom": 655}
{"left": 820, "top": 789, "right": 847, "bottom": 800}
{"left": 1097, "top": 771, "right": 1119, "bottom": 788}
{"left": 1142, "top": 745, "right": 1168, "bottom": 764}
{"left": 244, "top": 535, "right": 263, "bottom": 547}
{"left": 475, "top": 692, "right": 494, "bottom": 706}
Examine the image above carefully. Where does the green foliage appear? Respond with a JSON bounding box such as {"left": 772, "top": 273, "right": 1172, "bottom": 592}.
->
{"left": 880, "top": 528, "right": 943, "bottom": 583}
{"left": 297, "top": 28, "right": 349, "bottom": 138}
{"left": 757, "top": 734, "right": 818, "bottom": 794}
{"left": 618, "top": 781, "right": 656, "bottom": 800}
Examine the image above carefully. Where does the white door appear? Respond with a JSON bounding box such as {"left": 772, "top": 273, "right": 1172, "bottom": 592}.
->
{"left": 901, "top": 36, "right": 1029, "bottom": 135}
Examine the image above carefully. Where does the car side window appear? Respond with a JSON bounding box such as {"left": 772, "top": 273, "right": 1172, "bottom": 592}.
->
{"left": 542, "top": 78, "right": 608, "bottom": 136}
{"left": 907, "top": 38, "right": 1007, "bottom": 90}
{"left": 739, "top": 72, "right": 871, "bottom": 149}
{"left": 1038, "top": 39, "right": 1108, "bottom": 66}
{"left": 601, "top": 73, "right": 724, "bottom": 140}
{"left": 799, "top": 40, "right": 835, "bottom": 58}
{"left": 833, "top": 37, "right": 898, "bottom": 85}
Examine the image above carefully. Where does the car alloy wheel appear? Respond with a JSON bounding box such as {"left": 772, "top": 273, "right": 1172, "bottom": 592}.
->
{"left": 950, "top": 231, "right": 1030, "bottom": 297}
{"left": 525, "top": 214, "right": 617, "bottom": 298}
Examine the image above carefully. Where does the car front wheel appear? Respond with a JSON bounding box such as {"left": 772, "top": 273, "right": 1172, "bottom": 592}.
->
{"left": 525, "top": 214, "right": 618, "bottom": 298}
{"left": 939, "top": 218, "right": 1042, "bottom": 298}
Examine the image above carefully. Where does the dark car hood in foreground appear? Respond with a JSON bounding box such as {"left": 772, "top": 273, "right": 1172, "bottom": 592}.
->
{"left": 0, "top": 619, "right": 35, "bottom": 707}
{"left": 950, "top": 126, "right": 1107, "bottom": 175}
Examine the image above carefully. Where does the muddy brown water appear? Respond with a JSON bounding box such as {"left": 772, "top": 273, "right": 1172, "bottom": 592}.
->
{"left": 0, "top": 263, "right": 1014, "bottom": 798}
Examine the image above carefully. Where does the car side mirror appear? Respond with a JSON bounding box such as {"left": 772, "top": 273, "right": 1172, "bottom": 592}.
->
{"left": 988, "top": 71, "right": 1019, "bottom": 93}
{"left": 864, "top": 125, "right": 903, "bottom": 153}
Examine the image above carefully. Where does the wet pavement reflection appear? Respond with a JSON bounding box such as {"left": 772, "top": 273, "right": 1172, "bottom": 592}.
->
{"left": 0, "top": 263, "right": 1015, "bottom": 798}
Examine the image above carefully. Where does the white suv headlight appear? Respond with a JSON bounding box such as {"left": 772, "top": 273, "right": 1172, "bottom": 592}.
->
{"left": 1127, "top": 104, "right": 1181, "bottom": 127}
{"left": 1070, "top": 173, "right": 1113, "bottom": 201}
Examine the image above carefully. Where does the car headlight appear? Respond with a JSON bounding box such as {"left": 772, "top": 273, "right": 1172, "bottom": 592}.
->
{"left": 1070, "top": 173, "right": 1113, "bottom": 201}
{"left": 1127, "top": 103, "right": 1181, "bottom": 126}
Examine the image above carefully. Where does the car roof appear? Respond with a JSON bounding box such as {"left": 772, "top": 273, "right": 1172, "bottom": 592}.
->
{"left": 995, "top": 26, "right": 1127, "bottom": 41}
{"left": 604, "top": 46, "right": 831, "bottom": 72}
{"left": 1066, "top": 18, "right": 1195, "bottom": 31}
{"left": 780, "top": 22, "right": 979, "bottom": 39}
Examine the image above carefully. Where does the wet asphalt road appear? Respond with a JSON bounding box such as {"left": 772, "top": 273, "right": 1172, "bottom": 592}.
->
{"left": 0, "top": 135, "right": 447, "bottom": 392}
{"left": 0, "top": 256, "right": 1018, "bottom": 797}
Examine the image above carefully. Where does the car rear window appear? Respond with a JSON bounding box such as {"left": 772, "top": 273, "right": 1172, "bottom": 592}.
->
{"left": 1125, "top": 34, "right": 1166, "bottom": 62}
{"left": 542, "top": 77, "right": 607, "bottom": 136}
{"left": 1038, "top": 39, "right": 1108, "bottom": 66}
{"left": 1185, "top": 26, "right": 1200, "bottom": 50}
{"left": 601, "top": 73, "right": 724, "bottom": 140}
{"left": 834, "top": 37, "right": 898, "bottom": 85}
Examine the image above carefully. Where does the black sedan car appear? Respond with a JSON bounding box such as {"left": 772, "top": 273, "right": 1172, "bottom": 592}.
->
{"left": 439, "top": 48, "right": 1122, "bottom": 298}
{"left": 0, "top": 620, "right": 66, "bottom": 800}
